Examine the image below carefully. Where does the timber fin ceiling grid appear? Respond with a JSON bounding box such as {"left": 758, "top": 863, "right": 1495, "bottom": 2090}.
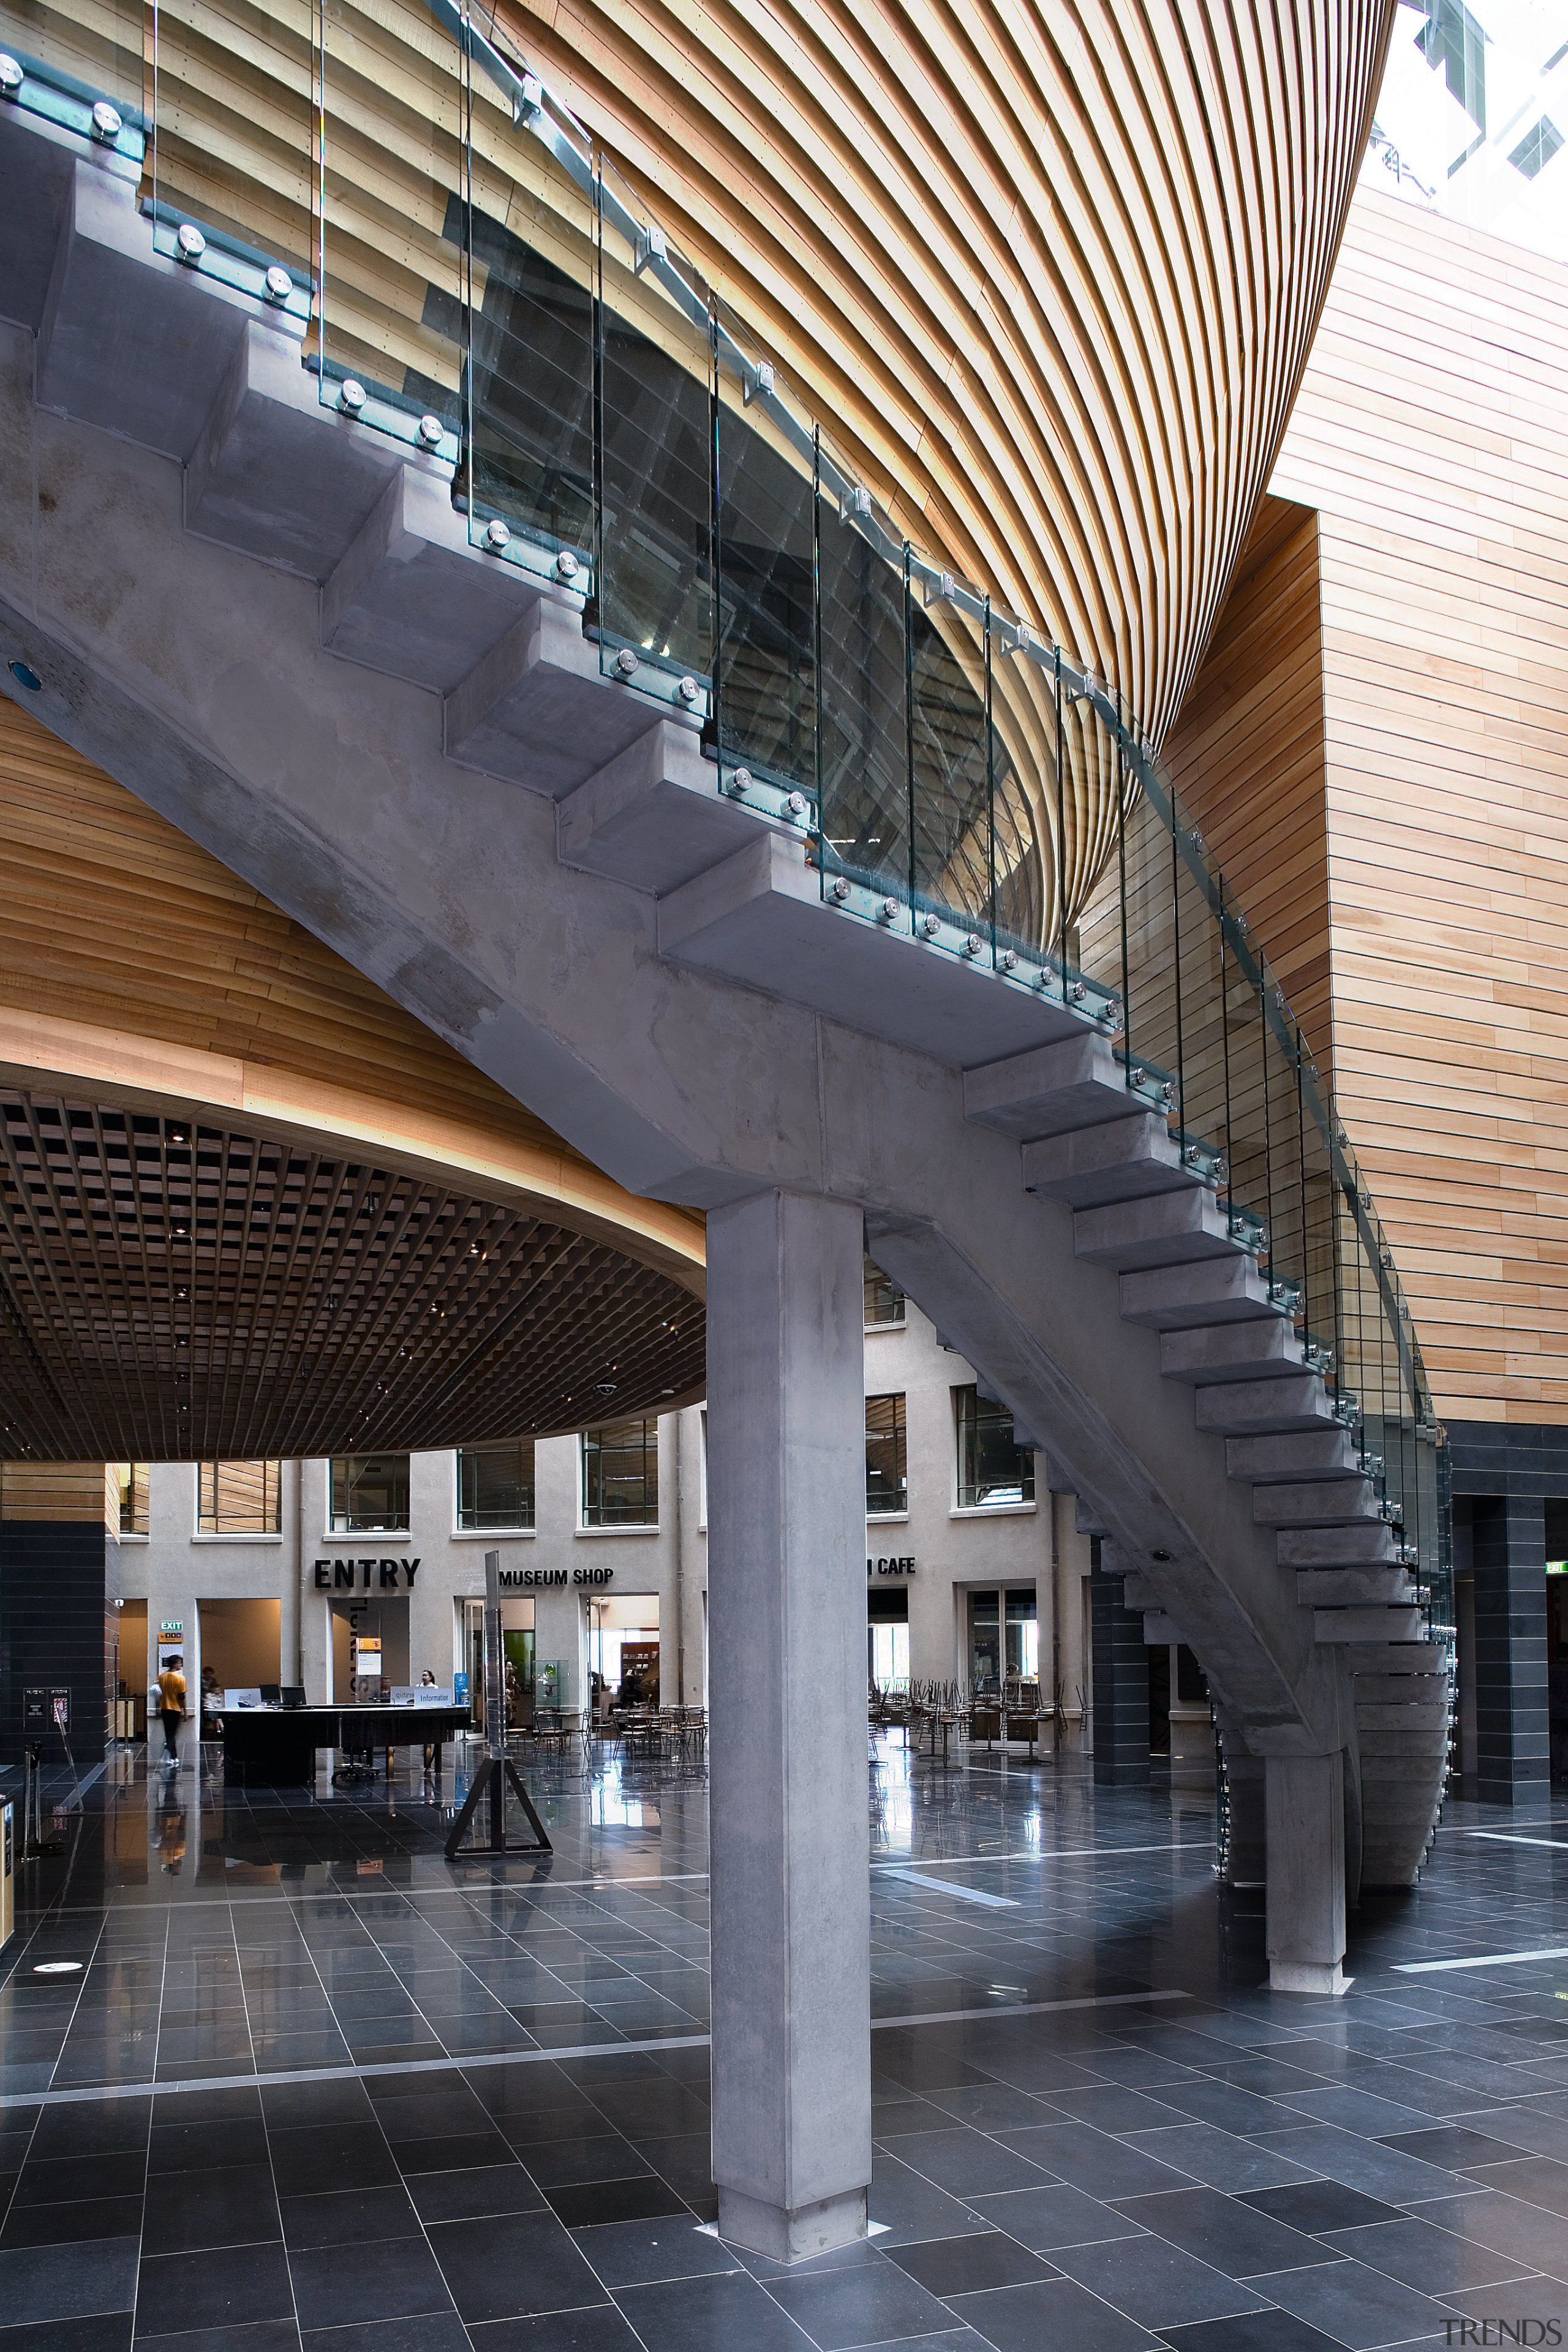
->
{"left": 0, "top": 1095, "right": 704, "bottom": 1460}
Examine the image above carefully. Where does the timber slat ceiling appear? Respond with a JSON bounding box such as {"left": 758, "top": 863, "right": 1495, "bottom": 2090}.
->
{"left": 491, "top": 0, "right": 1395, "bottom": 746}
{"left": 0, "top": 1095, "right": 703, "bottom": 1458}
{"left": 0, "top": 704, "right": 705, "bottom": 1458}
{"left": 121, "top": 0, "right": 1395, "bottom": 926}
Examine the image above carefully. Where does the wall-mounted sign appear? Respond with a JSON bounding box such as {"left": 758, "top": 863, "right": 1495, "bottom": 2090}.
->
{"left": 159, "top": 1621, "right": 184, "bottom": 1635}
{"left": 868, "top": 1555, "right": 916, "bottom": 1578}
{"left": 500, "top": 1566, "right": 616, "bottom": 1589}
{"left": 312, "top": 1558, "right": 421, "bottom": 1590}
{"left": 23, "top": 1688, "right": 70, "bottom": 1732}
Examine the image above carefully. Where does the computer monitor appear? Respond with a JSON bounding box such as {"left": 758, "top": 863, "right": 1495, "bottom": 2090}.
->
{"left": 280, "top": 1686, "right": 306, "bottom": 1710}
{"left": 259, "top": 1684, "right": 282, "bottom": 1705}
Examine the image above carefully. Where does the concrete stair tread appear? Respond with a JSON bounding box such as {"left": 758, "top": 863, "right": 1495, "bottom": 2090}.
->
{"left": 1076, "top": 1185, "right": 1246, "bottom": 1272}
{"left": 1194, "top": 1374, "right": 1340, "bottom": 1437}
{"left": 1254, "top": 1477, "right": 1381, "bottom": 1527}
{"left": 1296, "top": 1569, "right": 1415, "bottom": 1605}
{"left": 1280, "top": 1524, "right": 1400, "bottom": 1567}
{"left": 1161, "top": 1319, "right": 1305, "bottom": 1384}
{"left": 964, "top": 1032, "right": 1148, "bottom": 1140}
{"left": 1315, "top": 1606, "right": 1427, "bottom": 1642}
{"left": 1120, "top": 1254, "right": 1284, "bottom": 1332}
{"left": 1023, "top": 1113, "right": 1193, "bottom": 1208}
{"left": 1227, "top": 1428, "right": 1362, "bottom": 1483}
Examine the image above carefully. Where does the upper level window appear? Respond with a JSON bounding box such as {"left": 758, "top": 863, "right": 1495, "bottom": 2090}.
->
{"left": 864, "top": 1254, "right": 905, "bottom": 1327}
{"left": 955, "top": 1386, "right": 1035, "bottom": 1509}
{"left": 198, "top": 1461, "right": 282, "bottom": 1534}
{"left": 582, "top": 1420, "right": 658, "bottom": 1528}
{"left": 866, "top": 1392, "right": 907, "bottom": 1516}
{"left": 330, "top": 1454, "right": 410, "bottom": 1532}
{"left": 116, "top": 1463, "right": 148, "bottom": 1537}
{"left": 457, "top": 1441, "right": 535, "bottom": 1531}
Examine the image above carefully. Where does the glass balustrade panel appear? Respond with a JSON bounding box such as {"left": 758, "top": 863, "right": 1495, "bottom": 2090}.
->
{"left": 464, "top": 74, "right": 594, "bottom": 580}
{"left": 909, "top": 585, "right": 995, "bottom": 951}
{"left": 1118, "top": 785, "right": 1180, "bottom": 1119}
{"left": 712, "top": 301, "right": 816, "bottom": 804}
{"left": 148, "top": 0, "right": 312, "bottom": 303}
{"left": 1074, "top": 726, "right": 1133, "bottom": 1047}
{"left": 1, "top": 0, "right": 145, "bottom": 162}
{"left": 1170, "top": 801, "right": 1226, "bottom": 1182}
{"left": 1260, "top": 1006, "right": 1306, "bottom": 1329}
{"left": 315, "top": 0, "right": 466, "bottom": 454}
{"left": 815, "top": 434, "right": 909, "bottom": 904}
{"left": 1216, "top": 903, "right": 1273, "bottom": 1259}
{"left": 595, "top": 158, "right": 714, "bottom": 710}
{"left": 1298, "top": 1050, "right": 1337, "bottom": 1371}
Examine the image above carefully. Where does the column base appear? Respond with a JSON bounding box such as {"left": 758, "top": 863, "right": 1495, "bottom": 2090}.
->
{"left": 1268, "top": 1959, "right": 1345, "bottom": 1996}
{"left": 716, "top": 2184, "right": 869, "bottom": 2264}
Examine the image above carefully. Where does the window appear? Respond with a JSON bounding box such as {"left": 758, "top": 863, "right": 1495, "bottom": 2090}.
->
{"left": 457, "top": 1441, "right": 535, "bottom": 1531}
{"left": 330, "top": 1454, "right": 410, "bottom": 1532}
{"left": 116, "top": 1463, "right": 148, "bottom": 1537}
{"left": 864, "top": 1254, "right": 905, "bottom": 1327}
{"left": 582, "top": 1420, "right": 658, "bottom": 1527}
{"left": 865, "top": 1393, "right": 907, "bottom": 1515}
{"left": 955, "top": 1385, "right": 1035, "bottom": 1509}
{"left": 1006, "top": 1588, "right": 1038, "bottom": 1682}
{"left": 1416, "top": 0, "right": 1486, "bottom": 133}
{"left": 1509, "top": 117, "right": 1563, "bottom": 181}
{"left": 198, "top": 1461, "right": 282, "bottom": 1534}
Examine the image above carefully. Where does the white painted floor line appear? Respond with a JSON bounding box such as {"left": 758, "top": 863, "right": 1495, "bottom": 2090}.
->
{"left": 1394, "top": 1945, "right": 1568, "bottom": 1975}
{"left": 881, "top": 1868, "right": 1017, "bottom": 1907}
{"left": 871, "top": 1989, "right": 1190, "bottom": 2029}
{"left": 1460, "top": 1831, "right": 1568, "bottom": 1852}
{"left": 0, "top": 1986, "right": 1191, "bottom": 2109}
{"left": 872, "top": 1840, "right": 1216, "bottom": 1871}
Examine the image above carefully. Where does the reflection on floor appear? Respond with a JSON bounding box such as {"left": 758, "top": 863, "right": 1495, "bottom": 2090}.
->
{"left": 0, "top": 1735, "right": 1566, "bottom": 2348}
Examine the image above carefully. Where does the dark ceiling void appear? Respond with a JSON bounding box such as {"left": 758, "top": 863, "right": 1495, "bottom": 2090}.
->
{"left": 0, "top": 1096, "right": 705, "bottom": 1460}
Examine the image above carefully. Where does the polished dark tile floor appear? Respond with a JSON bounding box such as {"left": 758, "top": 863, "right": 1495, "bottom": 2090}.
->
{"left": 1, "top": 1737, "right": 1567, "bottom": 2348}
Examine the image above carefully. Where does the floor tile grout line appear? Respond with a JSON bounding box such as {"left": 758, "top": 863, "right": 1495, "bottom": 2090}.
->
{"left": 34, "top": 1887, "right": 113, "bottom": 2094}
{"left": 0, "top": 1986, "right": 1197, "bottom": 2111}
{"left": 447, "top": 1851, "right": 721, "bottom": 2026}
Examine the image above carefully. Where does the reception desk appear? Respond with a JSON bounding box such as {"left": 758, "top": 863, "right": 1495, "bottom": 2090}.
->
{"left": 219, "top": 1704, "right": 471, "bottom": 1787}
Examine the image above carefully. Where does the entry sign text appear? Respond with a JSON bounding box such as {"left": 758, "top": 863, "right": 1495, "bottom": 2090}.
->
{"left": 314, "top": 1558, "right": 421, "bottom": 1589}
{"left": 869, "top": 1555, "right": 916, "bottom": 1577}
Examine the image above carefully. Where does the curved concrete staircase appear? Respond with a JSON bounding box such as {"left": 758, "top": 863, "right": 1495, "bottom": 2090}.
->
{"left": 0, "top": 86, "right": 1450, "bottom": 1967}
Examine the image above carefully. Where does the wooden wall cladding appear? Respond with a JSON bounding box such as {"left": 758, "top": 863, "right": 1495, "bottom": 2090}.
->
{"left": 1261, "top": 187, "right": 1568, "bottom": 1428}
{"left": 1161, "top": 494, "right": 1333, "bottom": 1066}
{"left": 0, "top": 1462, "right": 108, "bottom": 1523}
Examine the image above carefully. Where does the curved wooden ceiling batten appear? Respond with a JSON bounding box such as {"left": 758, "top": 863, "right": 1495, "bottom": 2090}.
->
{"left": 0, "top": 702, "right": 706, "bottom": 1458}
{"left": 130, "top": 0, "right": 1395, "bottom": 941}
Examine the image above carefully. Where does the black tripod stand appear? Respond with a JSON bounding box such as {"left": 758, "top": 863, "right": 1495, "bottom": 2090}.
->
{"left": 443, "top": 1750, "right": 551, "bottom": 1860}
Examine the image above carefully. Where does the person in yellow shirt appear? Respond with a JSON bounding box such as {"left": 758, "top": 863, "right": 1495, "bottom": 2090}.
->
{"left": 157, "top": 1655, "right": 186, "bottom": 1766}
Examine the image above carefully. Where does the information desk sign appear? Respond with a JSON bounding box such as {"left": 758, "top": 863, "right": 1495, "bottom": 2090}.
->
{"left": 23, "top": 1689, "right": 70, "bottom": 1733}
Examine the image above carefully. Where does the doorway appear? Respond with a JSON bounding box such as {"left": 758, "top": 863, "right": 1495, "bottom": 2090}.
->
{"left": 328, "top": 1596, "right": 409, "bottom": 1700}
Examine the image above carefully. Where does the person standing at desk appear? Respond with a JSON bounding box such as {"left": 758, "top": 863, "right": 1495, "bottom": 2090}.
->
{"left": 420, "top": 1669, "right": 439, "bottom": 1773}
{"left": 157, "top": 1654, "right": 187, "bottom": 1768}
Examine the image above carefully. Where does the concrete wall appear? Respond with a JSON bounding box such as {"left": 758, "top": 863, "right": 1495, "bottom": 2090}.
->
{"left": 114, "top": 1291, "right": 1074, "bottom": 1725}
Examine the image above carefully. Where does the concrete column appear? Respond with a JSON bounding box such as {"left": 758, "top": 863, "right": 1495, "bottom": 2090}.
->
{"left": 281, "top": 1459, "right": 303, "bottom": 1686}
{"left": 707, "top": 1189, "right": 870, "bottom": 2263}
{"left": 1472, "top": 1496, "right": 1548, "bottom": 1805}
{"left": 1265, "top": 1752, "right": 1346, "bottom": 1994}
